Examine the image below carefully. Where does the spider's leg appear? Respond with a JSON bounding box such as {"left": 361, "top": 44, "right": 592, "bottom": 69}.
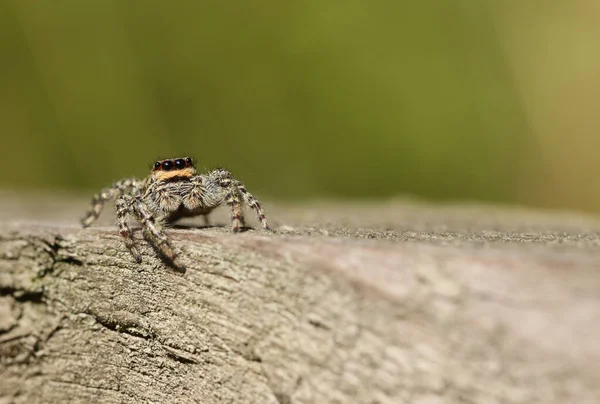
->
{"left": 224, "top": 185, "right": 244, "bottom": 233}
{"left": 203, "top": 169, "right": 239, "bottom": 231}
{"left": 131, "top": 197, "right": 184, "bottom": 270}
{"left": 212, "top": 169, "right": 269, "bottom": 231}
{"left": 81, "top": 178, "right": 138, "bottom": 227}
{"left": 115, "top": 195, "right": 142, "bottom": 263}
{"left": 236, "top": 182, "right": 271, "bottom": 231}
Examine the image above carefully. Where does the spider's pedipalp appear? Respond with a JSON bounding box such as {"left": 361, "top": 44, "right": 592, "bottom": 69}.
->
{"left": 181, "top": 175, "right": 205, "bottom": 211}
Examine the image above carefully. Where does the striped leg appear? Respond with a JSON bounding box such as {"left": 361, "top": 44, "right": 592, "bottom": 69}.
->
{"left": 212, "top": 168, "right": 270, "bottom": 232}
{"left": 237, "top": 183, "right": 271, "bottom": 231}
{"left": 81, "top": 178, "right": 138, "bottom": 227}
{"left": 115, "top": 195, "right": 142, "bottom": 262}
{"left": 225, "top": 187, "right": 244, "bottom": 233}
{"left": 131, "top": 197, "right": 183, "bottom": 270}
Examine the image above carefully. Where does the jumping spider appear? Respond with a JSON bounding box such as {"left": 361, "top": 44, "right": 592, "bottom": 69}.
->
{"left": 81, "top": 157, "right": 271, "bottom": 269}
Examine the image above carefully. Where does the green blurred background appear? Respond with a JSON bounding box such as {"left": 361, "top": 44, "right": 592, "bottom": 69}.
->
{"left": 1, "top": 1, "right": 599, "bottom": 211}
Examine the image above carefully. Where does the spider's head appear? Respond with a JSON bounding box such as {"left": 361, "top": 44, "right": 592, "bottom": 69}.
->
{"left": 151, "top": 157, "right": 196, "bottom": 181}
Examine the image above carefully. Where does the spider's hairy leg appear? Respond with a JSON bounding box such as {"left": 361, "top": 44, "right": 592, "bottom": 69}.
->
{"left": 225, "top": 186, "right": 244, "bottom": 233}
{"left": 208, "top": 169, "right": 244, "bottom": 232}
{"left": 236, "top": 182, "right": 271, "bottom": 231}
{"left": 81, "top": 178, "right": 138, "bottom": 227}
{"left": 131, "top": 197, "right": 184, "bottom": 270}
{"left": 213, "top": 169, "right": 270, "bottom": 231}
{"left": 115, "top": 195, "right": 142, "bottom": 263}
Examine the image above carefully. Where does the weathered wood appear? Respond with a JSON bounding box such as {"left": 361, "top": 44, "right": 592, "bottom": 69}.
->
{"left": 1, "top": 194, "right": 600, "bottom": 403}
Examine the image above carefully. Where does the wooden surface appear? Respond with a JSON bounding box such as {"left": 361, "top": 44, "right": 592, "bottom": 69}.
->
{"left": 1, "top": 192, "right": 600, "bottom": 403}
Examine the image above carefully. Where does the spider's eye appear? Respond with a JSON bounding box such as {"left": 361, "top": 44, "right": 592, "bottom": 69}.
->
{"left": 174, "top": 159, "right": 186, "bottom": 169}
{"left": 161, "top": 160, "right": 174, "bottom": 171}
{"left": 185, "top": 157, "right": 192, "bottom": 165}
{"left": 154, "top": 161, "right": 161, "bottom": 169}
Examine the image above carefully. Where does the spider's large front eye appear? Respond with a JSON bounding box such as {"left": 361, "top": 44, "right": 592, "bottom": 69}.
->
{"left": 174, "top": 159, "right": 186, "bottom": 169}
{"left": 162, "top": 160, "right": 174, "bottom": 171}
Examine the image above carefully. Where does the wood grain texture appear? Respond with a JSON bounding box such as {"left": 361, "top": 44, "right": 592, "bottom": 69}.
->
{"left": 1, "top": 194, "right": 600, "bottom": 403}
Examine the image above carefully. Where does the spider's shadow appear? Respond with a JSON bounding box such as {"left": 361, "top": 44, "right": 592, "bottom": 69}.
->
{"left": 171, "top": 223, "right": 254, "bottom": 233}
{"left": 139, "top": 223, "right": 256, "bottom": 273}
{"left": 137, "top": 230, "right": 188, "bottom": 274}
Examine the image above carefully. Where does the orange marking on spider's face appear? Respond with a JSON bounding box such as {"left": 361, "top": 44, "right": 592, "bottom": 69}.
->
{"left": 154, "top": 167, "right": 196, "bottom": 181}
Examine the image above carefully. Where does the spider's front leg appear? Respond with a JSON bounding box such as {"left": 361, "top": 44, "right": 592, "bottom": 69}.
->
{"left": 115, "top": 195, "right": 142, "bottom": 263}
{"left": 236, "top": 182, "right": 270, "bottom": 231}
{"left": 225, "top": 185, "right": 244, "bottom": 232}
{"left": 211, "top": 169, "right": 271, "bottom": 232}
{"left": 81, "top": 178, "right": 138, "bottom": 227}
{"left": 131, "top": 197, "right": 184, "bottom": 270}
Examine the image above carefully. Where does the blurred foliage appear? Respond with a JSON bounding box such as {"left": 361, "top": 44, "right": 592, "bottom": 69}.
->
{"left": 0, "top": 0, "right": 582, "bottom": 208}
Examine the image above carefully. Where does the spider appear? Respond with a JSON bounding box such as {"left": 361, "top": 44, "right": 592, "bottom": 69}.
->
{"left": 81, "top": 157, "right": 271, "bottom": 270}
